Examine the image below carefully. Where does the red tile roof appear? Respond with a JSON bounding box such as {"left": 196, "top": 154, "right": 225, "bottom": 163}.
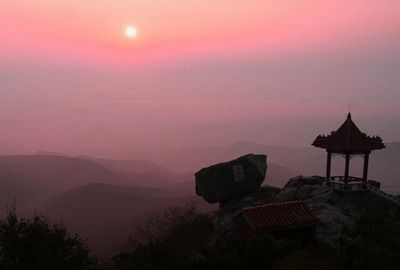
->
{"left": 235, "top": 201, "right": 317, "bottom": 232}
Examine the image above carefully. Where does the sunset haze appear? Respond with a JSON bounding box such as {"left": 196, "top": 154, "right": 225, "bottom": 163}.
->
{"left": 1, "top": 0, "right": 399, "bottom": 158}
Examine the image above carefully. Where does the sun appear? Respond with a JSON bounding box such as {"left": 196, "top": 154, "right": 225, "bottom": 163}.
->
{"left": 124, "top": 26, "right": 138, "bottom": 39}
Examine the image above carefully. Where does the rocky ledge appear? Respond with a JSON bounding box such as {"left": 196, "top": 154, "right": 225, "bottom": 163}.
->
{"left": 195, "top": 154, "right": 399, "bottom": 244}
{"left": 219, "top": 175, "right": 399, "bottom": 243}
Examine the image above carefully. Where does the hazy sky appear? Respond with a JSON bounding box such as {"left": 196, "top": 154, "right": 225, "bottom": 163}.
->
{"left": 1, "top": 1, "right": 400, "bottom": 158}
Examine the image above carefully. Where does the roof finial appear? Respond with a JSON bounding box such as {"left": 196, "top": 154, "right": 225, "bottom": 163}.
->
{"left": 346, "top": 103, "right": 353, "bottom": 118}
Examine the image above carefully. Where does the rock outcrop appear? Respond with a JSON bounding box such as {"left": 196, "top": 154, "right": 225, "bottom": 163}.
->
{"left": 217, "top": 185, "right": 281, "bottom": 234}
{"left": 272, "top": 176, "right": 354, "bottom": 243}
{"left": 195, "top": 154, "right": 267, "bottom": 203}
{"left": 195, "top": 155, "right": 398, "bottom": 244}
{"left": 214, "top": 175, "right": 355, "bottom": 242}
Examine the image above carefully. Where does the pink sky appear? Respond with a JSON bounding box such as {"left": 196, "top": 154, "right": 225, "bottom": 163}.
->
{"left": 2, "top": 1, "right": 400, "bottom": 63}
{"left": 0, "top": 1, "right": 400, "bottom": 157}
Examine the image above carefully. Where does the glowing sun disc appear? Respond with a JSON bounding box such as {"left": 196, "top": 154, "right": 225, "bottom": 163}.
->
{"left": 125, "top": 26, "right": 138, "bottom": 38}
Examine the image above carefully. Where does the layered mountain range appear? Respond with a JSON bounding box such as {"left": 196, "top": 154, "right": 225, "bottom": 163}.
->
{"left": 0, "top": 140, "right": 398, "bottom": 255}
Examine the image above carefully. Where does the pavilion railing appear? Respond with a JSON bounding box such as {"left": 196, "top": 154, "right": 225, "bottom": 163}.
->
{"left": 329, "top": 176, "right": 364, "bottom": 183}
{"left": 327, "top": 176, "right": 400, "bottom": 205}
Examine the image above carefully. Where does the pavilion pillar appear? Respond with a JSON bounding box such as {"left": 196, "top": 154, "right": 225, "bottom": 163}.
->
{"left": 362, "top": 152, "right": 370, "bottom": 184}
{"left": 325, "top": 151, "right": 332, "bottom": 185}
{"left": 344, "top": 153, "right": 350, "bottom": 186}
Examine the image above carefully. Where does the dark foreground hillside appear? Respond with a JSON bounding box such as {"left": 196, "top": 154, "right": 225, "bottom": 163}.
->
{"left": 1, "top": 152, "right": 399, "bottom": 268}
{"left": 1, "top": 200, "right": 399, "bottom": 270}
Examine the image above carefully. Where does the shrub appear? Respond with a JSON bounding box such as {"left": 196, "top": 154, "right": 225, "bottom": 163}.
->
{"left": 113, "top": 204, "right": 280, "bottom": 270}
{"left": 0, "top": 212, "right": 93, "bottom": 270}
{"left": 337, "top": 207, "right": 400, "bottom": 270}
{"left": 113, "top": 204, "right": 215, "bottom": 270}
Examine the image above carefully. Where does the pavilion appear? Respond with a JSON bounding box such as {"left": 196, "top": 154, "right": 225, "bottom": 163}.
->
{"left": 312, "top": 113, "right": 385, "bottom": 188}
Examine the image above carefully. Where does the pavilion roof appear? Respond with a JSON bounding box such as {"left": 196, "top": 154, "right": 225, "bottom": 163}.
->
{"left": 312, "top": 113, "right": 385, "bottom": 153}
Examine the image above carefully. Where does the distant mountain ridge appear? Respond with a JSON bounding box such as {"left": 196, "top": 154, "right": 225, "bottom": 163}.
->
{"left": 76, "top": 155, "right": 185, "bottom": 186}
{"left": 151, "top": 141, "right": 318, "bottom": 173}
{"left": 0, "top": 154, "right": 188, "bottom": 213}
{"left": 0, "top": 141, "right": 397, "bottom": 256}
{"left": 151, "top": 140, "right": 400, "bottom": 189}
{"left": 41, "top": 183, "right": 215, "bottom": 256}
{"left": 0, "top": 155, "right": 124, "bottom": 208}
{"left": 35, "top": 152, "right": 187, "bottom": 186}
{"left": 76, "top": 155, "right": 174, "bottom": 175}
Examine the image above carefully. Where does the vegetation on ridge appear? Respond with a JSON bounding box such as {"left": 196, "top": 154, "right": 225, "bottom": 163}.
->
{"left": 0, "top": 212, "right": 92, "bottom": 270}
{"left": 0, "top": 203, "right": 399, "bottom": 270}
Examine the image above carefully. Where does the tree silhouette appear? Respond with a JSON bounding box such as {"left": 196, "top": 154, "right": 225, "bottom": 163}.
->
{"left": 113, "top": 204, "right": 278, "bottom": 270}
{"left": 0, "top": 212, "right": 92, "bottom": 270}
{"left": 337, "top": 207, "right": 400, "bottom": 270}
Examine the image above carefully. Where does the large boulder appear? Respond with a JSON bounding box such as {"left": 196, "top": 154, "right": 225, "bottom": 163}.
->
{"left": 195, "top": 154, "right": 267, "bottom": 203}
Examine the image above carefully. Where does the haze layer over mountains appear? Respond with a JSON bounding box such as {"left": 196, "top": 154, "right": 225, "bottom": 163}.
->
{"left": 0, "top": 140, "right": 399, "bottom": 255}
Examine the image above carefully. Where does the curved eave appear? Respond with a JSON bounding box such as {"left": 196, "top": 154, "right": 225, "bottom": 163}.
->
{"left": 312, "top": 141, "right": 385, "bottom": 154}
